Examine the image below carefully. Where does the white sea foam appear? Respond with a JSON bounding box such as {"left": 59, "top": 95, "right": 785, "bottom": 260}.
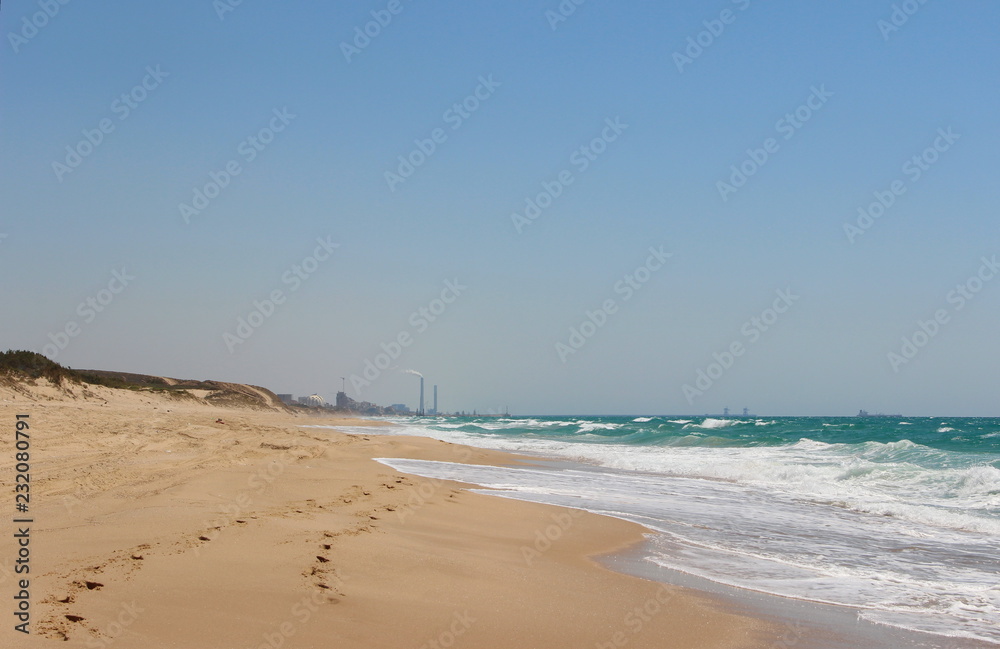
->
{"left": 684, "top": 418, "right": 739, "bottom": 430}
{"left": 577, "top": 422, "right": 623, "bottom": 432}
{"left": 632, "top": 417, "right": 653, "bottom": 422}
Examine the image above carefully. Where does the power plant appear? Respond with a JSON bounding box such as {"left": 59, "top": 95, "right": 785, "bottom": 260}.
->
{"left": 406, "top": 371, "right": 438, "bottom": 416}
{"left": 419, "top": 377, "right": 425, "bottom": 416}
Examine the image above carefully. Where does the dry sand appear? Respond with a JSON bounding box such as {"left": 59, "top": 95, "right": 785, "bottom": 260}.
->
{"left": 0, "top": 378, "right": 785, "bottom": 648}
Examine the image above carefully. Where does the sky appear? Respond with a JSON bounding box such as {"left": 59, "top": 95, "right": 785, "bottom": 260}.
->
{"left": 2, "top": 0, "right": 998, "bottom": 416}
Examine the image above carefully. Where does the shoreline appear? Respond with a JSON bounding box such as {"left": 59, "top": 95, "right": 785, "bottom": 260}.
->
{"left": 2, "top": 382, "right": 811, "bottom": 647}
{"left": 373, "top": 454, "right": 995, "bottom": 649}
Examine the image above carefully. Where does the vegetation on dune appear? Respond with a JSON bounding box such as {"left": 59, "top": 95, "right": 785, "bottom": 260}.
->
{"left": 0, "top": 350, "right": 188, "bottom": 391}
{"left": 0, "top": 350, "right": 78, "bottom": 384}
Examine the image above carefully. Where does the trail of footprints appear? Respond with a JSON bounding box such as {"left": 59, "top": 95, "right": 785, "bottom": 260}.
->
{"left": 303, "top": 534, "right": 349, "bottom": 598}
{"left": 39, "top": 478, "right": 409, "bottom": 641}
{"left": 39, "top": 544, "right": 150, "bottom": 641}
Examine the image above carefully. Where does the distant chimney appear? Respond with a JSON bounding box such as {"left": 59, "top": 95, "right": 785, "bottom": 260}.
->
{"left": 433, "top": 385, "right": 438, "bottom": 414}
{"left": 419, "top": 377, "right": 424, "bottom": 415}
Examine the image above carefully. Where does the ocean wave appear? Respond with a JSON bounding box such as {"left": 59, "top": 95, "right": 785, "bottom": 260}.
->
{"left": 548, "top": 444, "right": 1000, "bottom": 530}
{"left": 632, "top": 417, "right": 653, "bottom": 422}
{"left": 790, "top": 438, "right": 834, "bottom": 450}
{"left": 577, "top": 422, "right": 624, "bottom": 433}
{"left": 847, "top": 500, "right": 1000, "bottom": 535}
{"left": 952, "top": 465, "right": 1000, "bottom": 499}
{"left": 685, "top": 418, "right": 739, "bottom": 430}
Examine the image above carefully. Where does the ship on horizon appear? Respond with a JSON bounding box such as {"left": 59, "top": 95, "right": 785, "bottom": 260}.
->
{"left": 857, "top": 409, "right": 903, "bottom": 418}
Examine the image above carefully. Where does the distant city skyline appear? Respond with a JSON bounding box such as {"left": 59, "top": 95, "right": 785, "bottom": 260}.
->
{"left": 3, "top": 1, "right": 998, "bottom": 416}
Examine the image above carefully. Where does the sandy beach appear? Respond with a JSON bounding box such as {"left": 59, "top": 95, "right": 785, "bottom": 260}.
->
{"left": 0, "top": 378, "right": 788, "bottom": 649}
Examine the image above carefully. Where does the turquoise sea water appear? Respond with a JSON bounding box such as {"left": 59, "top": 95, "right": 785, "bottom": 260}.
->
{"left": 316, "top": 415, "right": 1000, "bottom": 645}
{"left": 425, "top": 414, "right": 1000, "bottom": 454}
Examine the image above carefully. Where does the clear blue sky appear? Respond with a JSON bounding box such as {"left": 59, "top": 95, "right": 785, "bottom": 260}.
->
{"left": 2, "top": 0, "right": 998, "bottom": 415}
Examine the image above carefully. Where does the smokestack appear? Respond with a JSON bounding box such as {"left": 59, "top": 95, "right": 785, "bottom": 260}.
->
{"left": 419, "top": 377, "right": 424, "bottom": 415}
{"left": 433, "top": 385, "right": 438, "bottom": 414}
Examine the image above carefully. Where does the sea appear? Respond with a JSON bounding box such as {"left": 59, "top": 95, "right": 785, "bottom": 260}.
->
{"left": 314, "top": 415, "right": 1000, "bottom": 646}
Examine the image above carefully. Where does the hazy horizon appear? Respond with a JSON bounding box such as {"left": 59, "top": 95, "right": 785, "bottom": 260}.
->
{"left": 3, "top": 1, "right": 998, "bottom": 416}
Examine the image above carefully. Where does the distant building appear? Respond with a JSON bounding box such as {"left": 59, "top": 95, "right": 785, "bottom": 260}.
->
{"left": 330, "top": 391, "right": 398, "bottom": 416}
{"left": 391, "top": 403, "right": 410, "bottom": 413}
{"left": 277, "top": 394, "right": 295, "bottom": 405}
{"left": 301, "top": 394, "right": 325, "bottom": 408}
